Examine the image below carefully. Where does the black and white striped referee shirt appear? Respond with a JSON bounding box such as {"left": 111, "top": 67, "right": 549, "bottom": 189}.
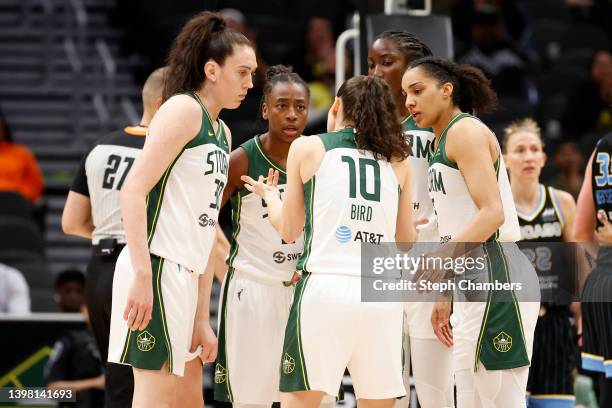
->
{"left": 70, "top": 126, "right": 146, "bottom": 245}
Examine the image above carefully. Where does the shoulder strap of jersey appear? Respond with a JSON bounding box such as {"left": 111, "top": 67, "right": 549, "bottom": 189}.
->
{"left": 253, "top": 135, "right": 286, "bottom": 174}
{"left": 319, "top": 128, "right": 357, "bottom": 152}
{"left": 547, "top": 186, "right": 566, "bottom": 228}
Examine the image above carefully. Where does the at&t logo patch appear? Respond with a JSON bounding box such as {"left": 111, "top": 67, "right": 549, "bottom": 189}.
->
{"left": 335, "top": 225, "right": 352, "bottom": 243}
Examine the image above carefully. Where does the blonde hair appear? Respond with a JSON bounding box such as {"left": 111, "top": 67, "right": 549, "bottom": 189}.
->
{"left": 502, "top": 118, "right": 543, "bottom": 152}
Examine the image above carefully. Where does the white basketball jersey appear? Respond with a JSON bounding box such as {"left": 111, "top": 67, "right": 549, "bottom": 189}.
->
{"left": 427, "top": 113, "right": 520, "bottom": 243}
{"left": 226, "top": 136, "right": 304, "bottom": 283}
{"left": 147, "top": 93, "right": 229, "bottom": 273}
{"left": 297, "top": 128, "right": 399, "bottom": 277}
{"left": 403, "top": 116, "right": 439, "bottom": 242}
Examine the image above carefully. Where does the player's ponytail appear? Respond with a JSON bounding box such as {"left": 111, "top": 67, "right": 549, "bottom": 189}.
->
{"left": 408, "top": 57, "right": 498, "bottom": 114}
{"left": 337, "top": 75, "right": 409, "bottom": 161}
{"left": 163, "top": 11, "right": 252, "bottom": 101}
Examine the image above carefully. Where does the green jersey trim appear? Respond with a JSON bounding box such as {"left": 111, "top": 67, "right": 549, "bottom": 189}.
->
{"left": 254, "top": 135, "right": 286, "bottom": 174}
{"left": 185, "top": 92, "right": 229, "bottom": 151}
{"left": 319, "top": 128, "right": 358, "bottom": 151}
{"left": 146, "top": 153, "right": 183, "bottom": 244}
{"left": 226, "top": 194, "right": 242, "bottom": 269}
{"left": 279, "top": 272, "right": 312, "bottom": 392}
{"left": 428, "top": 113, "right": 469, "bottom": 170}
{"left": 214, "top": 267, "right": 235, "bottom": 401}
{"left": 156, "top": 258, "right": 173, "bottom": 372}
{"left": 296, "top": 178, "right": 316, "bottom": 273}
{"left": 486, "top": 157, "right": 502, "bottom": 243}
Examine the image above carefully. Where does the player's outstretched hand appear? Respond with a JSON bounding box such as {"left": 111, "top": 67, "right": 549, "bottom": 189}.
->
{"left": 241, "top": 168, "right": 280, "bottom": 200}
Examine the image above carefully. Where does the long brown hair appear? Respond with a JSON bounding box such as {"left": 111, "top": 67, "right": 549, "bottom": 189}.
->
{"left": 337, "top": 75, "right": 408, "bottom": 161}
{"left": 163, "top": 11, "right": 252, "bottom": 101}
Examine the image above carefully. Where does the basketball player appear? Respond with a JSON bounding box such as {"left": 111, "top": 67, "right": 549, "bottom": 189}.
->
{"left": 368, "top": 30, "right": 453, "bottom": 408}
{"left": 62, "top": 66, "right": 166, "bottom": 407}
{"left": 243, "top": 75, "right": 417, "bottom": 408}
{"left": 503, "top": 119, "right": 580, "bottom": 408}
{"left": 213, "top": 65, "right": 311, "bottom": 406}
{"left": 107, "top": 12, "right": 257, "bottom": 407}
{"left": 573, "top": 132, "right": 612, "bottom": 408}
{"left": 402, "top": 57, "right": 540, "bottom": 407}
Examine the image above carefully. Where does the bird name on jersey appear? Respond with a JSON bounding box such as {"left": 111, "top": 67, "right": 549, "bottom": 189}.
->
{"left": 405, "top": 132, "right": 431, "bottom": 159}
{"left": 520, "top": 222, "right": 562, "bottom": 240}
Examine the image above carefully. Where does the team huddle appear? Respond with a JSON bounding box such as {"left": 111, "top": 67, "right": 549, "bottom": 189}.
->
{"left": 74, "top": 10, "right": 612, "bottom": 408}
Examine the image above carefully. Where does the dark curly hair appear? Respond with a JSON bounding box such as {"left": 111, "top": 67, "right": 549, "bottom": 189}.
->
{"left": 337, "top": 75, "right": 408, "bottom": 161}
{"left": 163, "top": 11, "right": 253, "bottom": 101}
{"left": 408, "top": 57, "right": 498, "bottom": 114}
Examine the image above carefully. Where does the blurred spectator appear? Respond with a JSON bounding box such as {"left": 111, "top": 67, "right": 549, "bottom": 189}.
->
{"left": 455, "top": 2, "right": 531, "bottom": 99}
{"left": 45, "top": 302, "right": 104, "bottom": 408}
{"left": 452, "top": 0, "right": 527, "bottom": 48}
{"left": 550, "top": 141, "right": 584, "bottom": 198}
{"left": 0, "top": 262, "right": 30, "bottom": 314}
{"left": 53, "top": 269, "right": 85, "bottom": 313}
{"left": 565, "top": 0, "right": 612, "bottom": 42}
{"left": 0, "top": 110, "right": 44, "bottom": 204}
{"left": 303, "top": 16, "right": 344, "bottom": 130}
{"left": 561, "top": 50, "right": 612, "bottom": 139}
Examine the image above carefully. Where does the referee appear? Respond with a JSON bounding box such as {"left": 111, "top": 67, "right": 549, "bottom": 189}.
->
{"left": 61, "top": 67, "right": 166, "bottom": 408}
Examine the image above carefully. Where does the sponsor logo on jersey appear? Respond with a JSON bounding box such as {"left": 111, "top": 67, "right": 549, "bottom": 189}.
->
{"left": 493, "top": 331, "right": 512, "bottom": 353}
{"left": 541, "top": 207, "right": 557, "bottom": 222}
{"left": 273, "top": 251, "right": 286, "bottom": 264}
{"left": 335, "top": 225, "right": 352, "bottom": 243}
{"left": 208, "top": 130, "right": 215, "bottom": 137}
{"left": 136, "top": 331, "right": 156, "bottom": 352}
{"left": 282, "top": 353, "right": 296, "bottom": 374}
{"left": 198, "top": 213, "right": 216, "bottom": 228}
{"left": 273, "top": 251, "right": 301, "bottom": 263}
{"left": 353, "top": 230, "right": 384, "bottom": 244}
{"left": 214, "top": 363, "right": 228, "bottom": 383}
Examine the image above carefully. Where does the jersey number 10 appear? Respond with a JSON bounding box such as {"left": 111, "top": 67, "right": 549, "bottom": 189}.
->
{"left": 341, "top": 155, "right": 381, "bottom": 202}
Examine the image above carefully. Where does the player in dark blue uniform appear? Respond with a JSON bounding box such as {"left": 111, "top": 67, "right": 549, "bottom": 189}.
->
{"left": 503, "top": 119, "right": 580, "bottom": 408}
{"left": 574, "top": 131, "right": 612, "bottom": 408}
